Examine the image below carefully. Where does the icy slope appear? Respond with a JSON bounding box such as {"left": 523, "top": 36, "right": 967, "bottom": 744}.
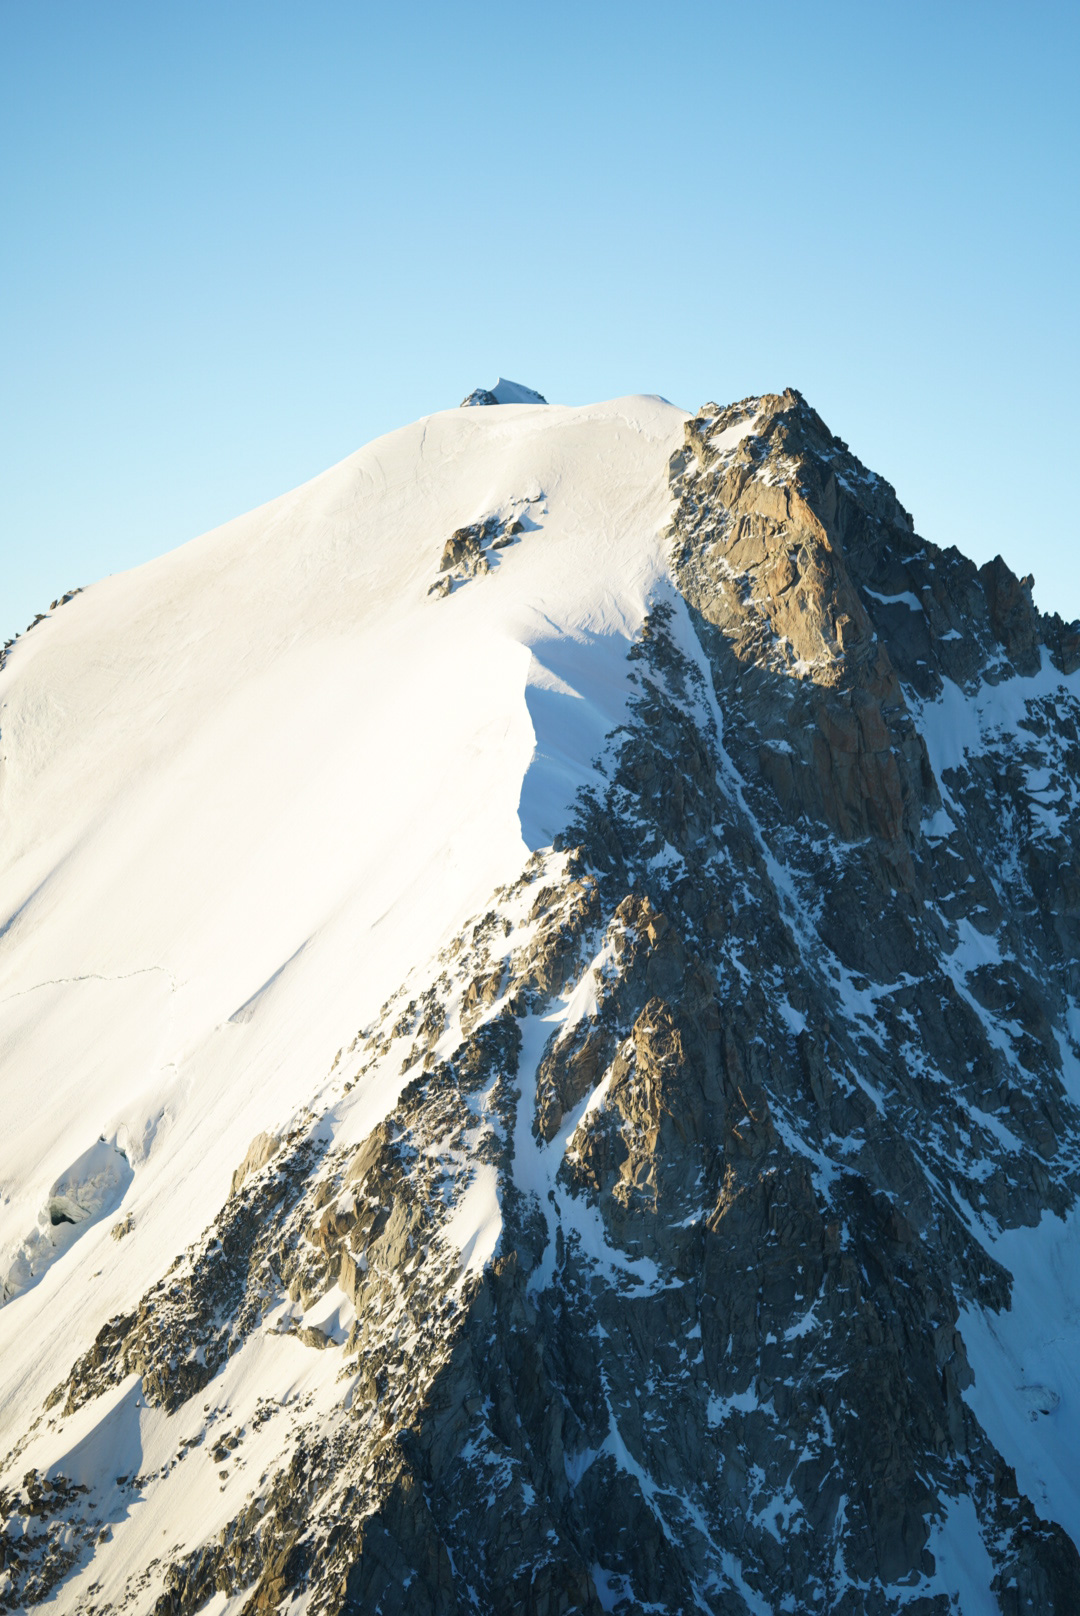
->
{"left": 0, "top": 392, "right": 685, "bottom": 1405}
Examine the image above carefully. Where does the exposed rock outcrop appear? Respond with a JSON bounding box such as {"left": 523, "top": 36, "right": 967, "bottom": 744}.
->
{"left": 428, "top": 498, "right": 543, "bottom": 596}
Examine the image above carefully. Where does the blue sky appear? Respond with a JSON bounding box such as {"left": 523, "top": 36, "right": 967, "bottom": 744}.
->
{"left": 2, "top": 2, "right": 1077, "bottom": 645}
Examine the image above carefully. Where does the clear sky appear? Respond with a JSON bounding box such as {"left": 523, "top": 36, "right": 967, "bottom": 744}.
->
{"left": 2, "top": 2, "right": 1077, "bottom": 647}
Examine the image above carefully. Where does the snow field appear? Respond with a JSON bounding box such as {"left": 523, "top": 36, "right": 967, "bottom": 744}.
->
{"left": 0, "top": 394, "right": 686, "bottom": 1457}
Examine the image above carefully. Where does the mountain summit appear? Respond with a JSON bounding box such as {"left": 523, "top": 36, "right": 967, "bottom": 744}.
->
{"left": 1, "top": 390, "right": 1079, "bottom": 1614}
{"left": 460, "top": 377, "right": 548, "bottom": 406}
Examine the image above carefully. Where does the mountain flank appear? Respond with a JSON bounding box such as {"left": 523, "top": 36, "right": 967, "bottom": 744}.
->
{"left": 1, "top": 390, "right": 1079, "bottom": 1614}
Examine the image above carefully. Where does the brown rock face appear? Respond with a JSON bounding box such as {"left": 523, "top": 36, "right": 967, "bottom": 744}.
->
{"left": 978, "top": 555, "right": 1042, "bottom": 675}
{"left": 230, "top": 1130, "right": 281, "bottom": 1196}
{"left": 667, "top": 392, "right": 943, "bottom": 889}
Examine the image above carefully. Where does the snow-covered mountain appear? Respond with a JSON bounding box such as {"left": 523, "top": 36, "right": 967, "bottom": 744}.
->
{"left": 1, "top": 386, "right": 1079, "bottom": 1614}
{"left": 460, "top": 378, "right": 548, "bottom": 407}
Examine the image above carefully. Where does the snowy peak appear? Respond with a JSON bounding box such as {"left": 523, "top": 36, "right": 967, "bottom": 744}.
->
{"left": 3, "top": 387, "right": 1080, "bottom": 1614}
{"left": 460, "top": 376, "right": 548, "bottom": 407}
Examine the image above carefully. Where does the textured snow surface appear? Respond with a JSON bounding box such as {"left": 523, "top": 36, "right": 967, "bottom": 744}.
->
{"left": 0, "top": 395, "right": 685, "bottom": 1446}
{"left": 961, "top": 1204, "right": 1080, "bottom": 1554}
{"left": 441, "top": 1161, "right": 502, "bottom": 1277}
{"left": 917, "top": 649, "right": 1080, "bottom": 1579}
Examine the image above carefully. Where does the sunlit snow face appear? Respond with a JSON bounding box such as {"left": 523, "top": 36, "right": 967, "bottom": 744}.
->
{"left": 2, "top": 1136, "right": 133, "bottom": 1303}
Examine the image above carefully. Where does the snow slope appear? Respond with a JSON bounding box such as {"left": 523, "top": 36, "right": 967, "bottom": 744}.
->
{"left": 0, "top": 394, "right": 686, "bottom": 1438}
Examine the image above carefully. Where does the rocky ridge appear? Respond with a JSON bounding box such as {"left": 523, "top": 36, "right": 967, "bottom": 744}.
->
{"left": 2, "top": 392, "right": 1080, "bottom": 1614}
